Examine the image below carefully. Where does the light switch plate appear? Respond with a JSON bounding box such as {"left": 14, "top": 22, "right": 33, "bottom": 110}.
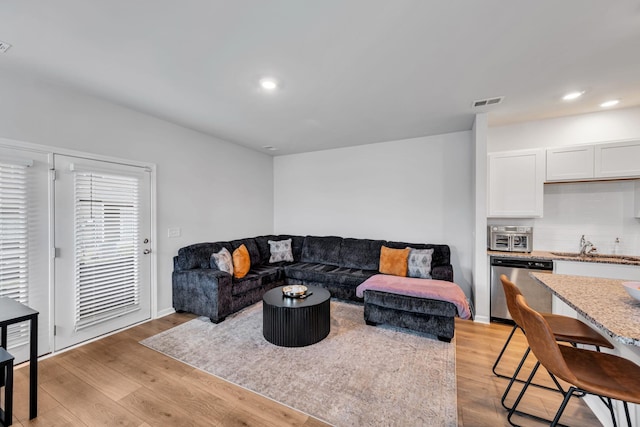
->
{"left": 0, "top": 41, "right": 12, "bottom": 53}
{"left": 168, "top": 227, "right": 181, "bottom": 238}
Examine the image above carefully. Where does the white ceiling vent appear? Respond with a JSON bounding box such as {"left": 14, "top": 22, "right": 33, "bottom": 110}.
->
{"left": 472, "top": 96, "right": 504, "bottom": 108}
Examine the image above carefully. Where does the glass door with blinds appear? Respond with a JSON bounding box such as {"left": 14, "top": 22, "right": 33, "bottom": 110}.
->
{"left": 53, "top": 155, "right": 151, "bottom": 351}
{"left": 0, "top": 146, "right": 50, "bottom": 363}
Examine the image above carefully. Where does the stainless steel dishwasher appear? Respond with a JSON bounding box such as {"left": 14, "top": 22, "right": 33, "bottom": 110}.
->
{"left": 490, "top": 256, "right": 554, "bottom": 322}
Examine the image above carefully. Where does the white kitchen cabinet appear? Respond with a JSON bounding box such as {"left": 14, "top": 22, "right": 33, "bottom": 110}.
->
{"left": 594, "top": 139, "right": 640, "bottom": 179}
{"left": 546, "top": 145, "right": 594, "bottom": 181}
{"left": 487, "top": 149, "right": 544, "bottom": 218}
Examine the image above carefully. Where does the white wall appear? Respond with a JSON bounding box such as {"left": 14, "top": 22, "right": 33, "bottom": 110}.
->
{"left": 488, "top": 106, "right": 640, "bottom": 256}
{"left": 488, "top": 181, "right": 640, "bottom": 255}
{"left": 489, "top": 106, "right": 640, "bottom": 152}
{"left": 0, "top": 64, "right": 274, "bottom": 315}
{"left": 274, "top": 131, "right": 474, "bottom": 296}
{"left": 472, "top": 114, "right": 490, "bottom": 323}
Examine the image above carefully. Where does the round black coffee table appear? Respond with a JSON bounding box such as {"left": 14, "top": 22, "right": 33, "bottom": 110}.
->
{"left": 263, "top": 285, "right": 331, "bottom": 347}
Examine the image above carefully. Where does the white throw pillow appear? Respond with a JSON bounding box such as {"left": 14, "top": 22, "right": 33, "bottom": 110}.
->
{"left": 407, "top": 248, "right": 434, "bottom": 279}
{"left": 211, "top": 247, "right": 234, "bottom": 275}
{"left": 268, "top": 238, "right": 294, "bottom": 263}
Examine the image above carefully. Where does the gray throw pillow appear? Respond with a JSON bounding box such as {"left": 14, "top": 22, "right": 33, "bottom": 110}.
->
{"left": 268, "top": 238, "right": 294, "bottom": 263}
{"left": 407, "top": 248, "right": 434, "bottom": 279}
{"left": 211, "top": 247, "right": 234, "bottom": 275}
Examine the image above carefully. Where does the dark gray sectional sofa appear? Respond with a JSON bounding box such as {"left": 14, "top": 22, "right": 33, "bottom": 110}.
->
{"left": 172, "top": 235, "right": 454, "bottom": 323}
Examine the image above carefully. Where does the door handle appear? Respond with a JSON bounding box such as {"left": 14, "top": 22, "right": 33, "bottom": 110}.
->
{"left": 143, "top": 249, "right": 151, "bottom": 255}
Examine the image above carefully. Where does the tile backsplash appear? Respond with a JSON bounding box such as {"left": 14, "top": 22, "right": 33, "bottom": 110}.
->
{"left": 488, "top": 180, "right": 640, "bottom": 255}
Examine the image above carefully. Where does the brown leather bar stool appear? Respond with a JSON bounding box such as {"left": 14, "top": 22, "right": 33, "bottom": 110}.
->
{"left": 497, "top": 275, "right": 614, "bottom": 420}
{"left": 493, "top": 275, "right": 613, "bottom": 381}
{"left": 511, "top": 294, "right": 640, "bottom": 427}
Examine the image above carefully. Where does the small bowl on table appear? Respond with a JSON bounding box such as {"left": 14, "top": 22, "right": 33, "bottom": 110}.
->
{"left": 282, "top": 285, "right": 307, "bottom": 298}
{"left": 622, "top": 282, "right": 640, "bottom": 302}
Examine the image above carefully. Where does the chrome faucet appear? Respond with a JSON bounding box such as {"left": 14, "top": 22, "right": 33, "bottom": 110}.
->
{"left": 579, "top": 235, "right": 597, "bottom": 256}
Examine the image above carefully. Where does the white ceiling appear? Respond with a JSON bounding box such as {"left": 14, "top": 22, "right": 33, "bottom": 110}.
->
{"left": 1, "top": 1, "right": 640, "bottom": 155}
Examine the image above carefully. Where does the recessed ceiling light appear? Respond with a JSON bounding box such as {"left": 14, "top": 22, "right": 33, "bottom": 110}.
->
{"left": 600, "top": 99, "right": 619, "bottom": 108}
{"left": 562, "top": 91, "right": 585, "bottom": 101}
{"left": 262, "top": 145, "right": 278, "bottom": 151}
{"left": 259, "top": 78, "right": 278, "bottom": 91}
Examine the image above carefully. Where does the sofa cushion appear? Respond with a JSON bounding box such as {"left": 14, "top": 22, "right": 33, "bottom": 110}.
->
{"left": 301, "top": 236, "right": 343, "bottom": 266}
{"left": 229, "top": 238, "right": 261, "bottom": 266}
{"left": 255, "top": 235, "right": 304, "bottom": 264}
{"left": 251, "top": 264, "right": 285, "bottom": 284}
{"left": 232, "top": 244, "right": 251, "bottom": 279}
{"left": 284, "top": 262, "right": 377, "bottom": 288}
{"left": 177, "top": 242, "right": 232, "bottom": 270}
{"left": 268, "top": 238, "right": 294, "bottom": 263}
{"left": 211, "top": 247, "right": 234, "bottom": 275}
{"left": 339, "top": 238, "right": 384, "bottom": 270}
{"left": 407, "top": 248, "right": 434, "bottom": 279}
{"left": 231, "top": 272, "right": 262, "bottom": 296}
{"left": 384, "top": 241, "right": 450, "bottom": 267}
{"left": 379, "top": 246, "right": 410, "bottom": 276}
{"left": 231, "top": 264, "right": 284, "bottom": 296}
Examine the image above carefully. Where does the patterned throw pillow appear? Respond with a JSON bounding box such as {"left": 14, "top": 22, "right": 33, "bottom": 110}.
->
{"left": 407, "top": 248, "right": 434, "bottom": 279}
{"left": 232, "top": 244, "right": 251, "bottom": 279}
{"left": 268, "top": 239, "right": 294, "bottom": 263}
{"left": 379, "top": 246, "right": 410, "bottom": 276}
{"left": 211, "top": 247, "right": 234, "bottom": 275}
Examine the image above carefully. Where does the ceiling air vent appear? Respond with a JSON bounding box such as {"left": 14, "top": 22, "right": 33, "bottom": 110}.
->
{"left": 472, "top": 96, "right": 504, "bottom": 108}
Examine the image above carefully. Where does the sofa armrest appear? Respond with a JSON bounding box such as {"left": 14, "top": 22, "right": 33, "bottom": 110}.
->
{"left": 172, "top": 269, "right": 233, "bottom": 322}
{"left": 431, "top": 264, "right": 454, "bottom": 282}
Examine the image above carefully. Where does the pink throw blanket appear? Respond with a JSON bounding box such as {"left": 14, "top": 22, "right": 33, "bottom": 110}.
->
{"left": 356, "top": 274, "right": 472, "bottom": 320}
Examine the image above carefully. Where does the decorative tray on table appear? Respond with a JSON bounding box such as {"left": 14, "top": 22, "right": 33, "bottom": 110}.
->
{"left": 282, "top": 285, "right": 309, "bottom": 298}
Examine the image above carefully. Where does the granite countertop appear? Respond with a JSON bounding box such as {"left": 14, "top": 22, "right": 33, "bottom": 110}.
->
{"left": 530, "top": 272, "right": 640, "bottom": 347}
{"left": 487, "top": 250, "right": 640, "bottom": 266}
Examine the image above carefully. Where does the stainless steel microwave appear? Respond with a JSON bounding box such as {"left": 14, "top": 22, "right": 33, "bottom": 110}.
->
{"left": 488, "top": 225, "right": 533, "bottom": 252}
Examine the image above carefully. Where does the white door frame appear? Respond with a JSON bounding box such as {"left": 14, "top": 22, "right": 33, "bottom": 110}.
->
{"left": 0, "top": 136, "right": 157, "bottom": 356}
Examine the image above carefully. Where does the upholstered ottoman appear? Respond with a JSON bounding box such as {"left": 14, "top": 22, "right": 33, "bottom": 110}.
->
{"left": 356, "top": 274, "right": 472, "bottom": 342}
{"left": 363, "top": 290, "right": 457, "bottom": 342}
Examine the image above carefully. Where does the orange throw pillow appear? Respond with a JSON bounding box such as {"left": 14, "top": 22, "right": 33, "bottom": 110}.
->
{"left": 379, "top": 246, "right": 410, "bottom": 277}
{"left": 232, "top": 244, "right": 251, "bottom": 279}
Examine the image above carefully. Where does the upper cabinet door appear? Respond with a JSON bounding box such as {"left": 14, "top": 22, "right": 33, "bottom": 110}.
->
{"left": 488, "top": 149, "right": 544, "bottom": 218}
{"left": 546, "top": 145, "right": 594, "bottom": 181}
{"left": 594, "top": 140, "right": 640, "bottom": 179}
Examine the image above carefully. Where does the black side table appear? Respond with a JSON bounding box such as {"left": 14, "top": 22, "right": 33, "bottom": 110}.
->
{"left": 263, "top": 286, "right": 331, "bottom": 347}
{"left": 0, "top": 297, "right": 38, "bottom": 421}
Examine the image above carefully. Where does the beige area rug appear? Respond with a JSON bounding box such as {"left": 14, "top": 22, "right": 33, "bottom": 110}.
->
{"left": 141, "top": 301, "right": 457, "bottom": 426}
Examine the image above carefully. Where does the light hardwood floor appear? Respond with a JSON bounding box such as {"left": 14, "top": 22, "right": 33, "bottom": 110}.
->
{"left": 6, "top": 314, "right": 602, "bottom": 426}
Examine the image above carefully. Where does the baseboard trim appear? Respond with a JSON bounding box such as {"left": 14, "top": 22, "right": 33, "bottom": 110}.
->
{"left": 156, "top": 307, "right": 176, "bottom": 318}
{"left": 473, "top": 314, "right": 490, "bottom": 324}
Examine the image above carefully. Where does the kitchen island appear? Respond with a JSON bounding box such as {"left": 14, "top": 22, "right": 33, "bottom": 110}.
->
{"left": 530, "top": 272, "right": 640, "bottom": 425}
{"left": 530, "top": 272, "right": 640, "bottom": 346}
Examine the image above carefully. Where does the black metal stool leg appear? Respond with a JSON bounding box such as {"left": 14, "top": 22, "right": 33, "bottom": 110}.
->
{"left": 623, "top": 401, "right": 631, "bottom": 427}
{"left": 550, "top": 386, "right": 576, "bottom": 427}
{"left": 493, "top": 324, "right": 518, "bottom": 378}
{"left": 501, "top": 346, "right": 531, "bottom": 410}
{"left": 507, "top": 361, "right": 540, "bottom": 426}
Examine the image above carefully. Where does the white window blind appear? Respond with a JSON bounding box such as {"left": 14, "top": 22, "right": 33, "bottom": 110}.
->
{"left": 0, "top": 159, "right": 31, "bottom": 347}
{"left": 73, "top": 169, "right": 141, "bottom": 331}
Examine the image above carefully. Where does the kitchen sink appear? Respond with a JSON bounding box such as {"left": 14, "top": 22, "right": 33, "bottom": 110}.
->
{"left": 550, "top": 252, "right": 640, "bottom": 262}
